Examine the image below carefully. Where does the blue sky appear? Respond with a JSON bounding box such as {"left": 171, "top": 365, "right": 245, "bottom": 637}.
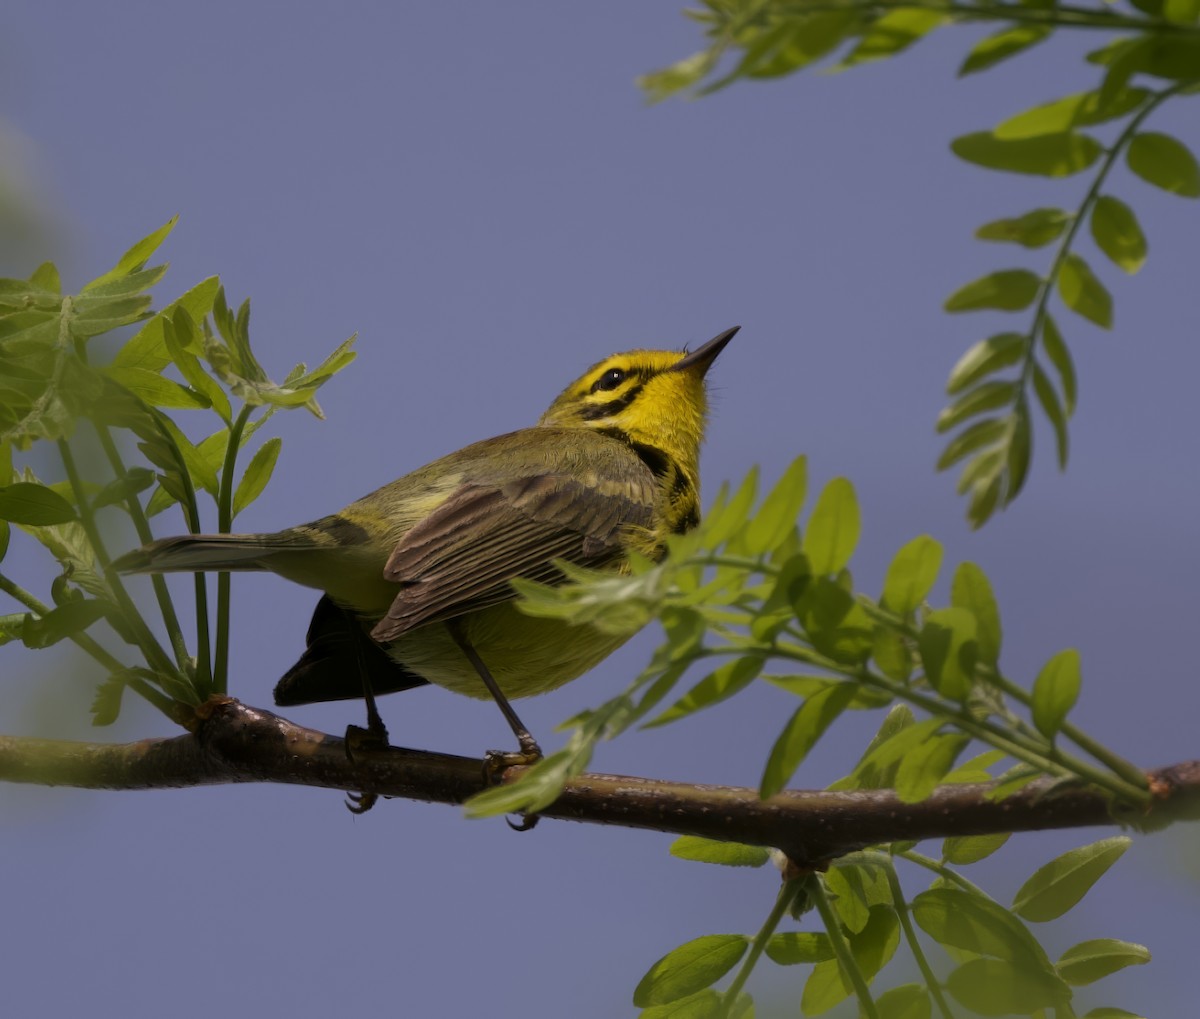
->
{"left": 1, "top": 4, "right": 1197, "bottom": 1017}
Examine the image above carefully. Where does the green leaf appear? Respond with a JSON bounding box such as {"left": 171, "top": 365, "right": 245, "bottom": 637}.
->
{"left": 633, "top": 935, "right": 749, "bottom": 1007}
{"left": 90, "top": 673, "right": 127, "bottom": 726}
{"left": 826, "top": 863, "right": 891, "bottom": 933}
{"left": 1013, "top": 836, "right": 1131, "bottom": 922}
{"left": 1031, "top": 648, "right": 1080, "bottom": 740}
{"left": 764, "top": 931, "right": 834, "bottom": 965}
{"left": 946, "top": 333, "right": 1025, "bottom": 395}
{"left": 959, "top": 25, "right": 1050, "bottom": 75}
{"left": 1040, "top": 314, "right": 1077, "bottom": 416}
{"left": 0, "top": 611, "right": 29, "bottom": 645}
{"left": 104, "top": 366, "right": 212, "bottom": 410}
{"left": 871, "top": 624, "right": 912, "bottom": 683}
{"left": 946, "top": 958, "right": 1070, "bottom": 1015}
{"left": 943, "top": 832, "right": 1011, "bottom": 864}
{"left": 1056, "top": 939, "right": 1150, "bottom": 986}
{"left": 1032, "top": 362, "right": 1069, "bottom": 469}
{"left": 760, "top": 682, "right": 856, "bottom": 797}
{"left": 975, "top": 208, "right": 1071, "bottom": 248}
{"left": 1090, "top": 195, "right": 1147, "bottom": 274}
{"left": 950, "top": 561, "right": 1002, "bottom": 666}
{"left": 29, "top": 262, "right": 61, "bottom": 293}
{"left": 1004, "top": 400, "right": 1030, "bottom": 497}
{"left": 164, "top": 309, "right": 232, "bottom": 422}
{"left": 840, "top": 8, "right": 946, "bottom": 66}
{"left": 944, "top": 748, "right": 1005, "bottom": 784}
{"left": 912, "top": 886, "right": 1050, "bottom": 967}
{"left": 113, "top": 276, "right": 221, "bottom": 372}
{"left": 639, "top": 989, "right": 722, "bottom": 1018}
{"left": 737, "top": 12, "right": 858, "bottom": 79}
{"left": 918, "top": 607, "right": 977, "bottom": 700}
{"left": 646, "top": 656, "right": 762, "bottom": 727}
{"left": 669, "top": 836, "right": 769, "bottom": 868}
{"left": 944, "top": 270, "right": 1041, "bottom": 313}
{"left": 743, "top": 455, "right": 807, "bottom": 555}
{"left": 91, "top": 468, "right": 156, "bottom": 511}
{"left": 1057, "top": 253, "right": 1112, "bottom": 328}
{"left": 1124, "top": 35, "right": 1200, "bottom": 80}
{"left": 894, "top": 732, "right": 970, "bottom": 802}
{"left": 882, "top": 534, "right": 942, "bottom": 614}
{"left": 940, "top": 376, "right": 1017, "bottom": 434}
{"left": 1163, "top": 0, "right": 1200, "bottom": 20}
{"left": 0, "top": 519, "right": 9, "bottom": 562}
{"left": 951, "top": 131, "right": 1104, "bottom": 177}
{"left": 1083, "top": 1010, "right": 1146, "bottom": 1019}
{"left": 1126, "top": 131, "right": 1200, "bottom": 198}
{"left": 232, "top": 437, "right": 282, "bottom": 518}
{"left": 82, "top": 218, "right": 177, "bottom": 294}
{"left": 936, "top": 418, "right": 1008, "bottom": 471}
{"left": 875, "top": 984, "right": 931, "bottom": 1019}
{"left": 834, "top": 715, "right": 943, "bottom": 792}
{"left": 22, "top": 599, "right": 111, "bottom": 649}
{"left": 994, "top": 88, "right": 1149, "bottom": 140}
{"left": 1164, "top": 0, "right": 1200, "bottom": 22}
{"left": 637, "top": 50, "right": 720, "bottom": 104}
{"left": 801, "top": 477, "right": 859, "bottom": 575}
{"left": 0, "top": 482, "right": 77, "bottom": 525}
{"left": 702, "top": 468, "right": 758, "bottom": 549}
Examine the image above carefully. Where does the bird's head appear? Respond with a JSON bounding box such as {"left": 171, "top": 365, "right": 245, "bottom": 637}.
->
{"left": 538, "top": 327, "right": 738, "bottom": 472}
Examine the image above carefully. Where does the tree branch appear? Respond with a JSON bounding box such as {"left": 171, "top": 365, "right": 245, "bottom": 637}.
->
{"left": 2, "top": 698, "right": 1196, "bottom": 863}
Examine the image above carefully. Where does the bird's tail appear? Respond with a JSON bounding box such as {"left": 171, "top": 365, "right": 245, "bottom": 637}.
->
{"left": 113, "top": 532, "right": 307, "bottom": 575}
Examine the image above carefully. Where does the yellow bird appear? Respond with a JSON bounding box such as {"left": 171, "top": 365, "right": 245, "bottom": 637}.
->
{"left": 116, "top": 327, "right": 736, "bottom": 765}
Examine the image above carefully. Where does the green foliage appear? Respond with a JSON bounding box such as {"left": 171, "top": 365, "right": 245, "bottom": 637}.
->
{"left": 0, "top": 222, "right": 354, "bottom": 722}
{"left": 1013, "top": 836, "right": 1131, "bottom": 921}
{"left": 643, "top": 0, "right": 1200, "bottom": 527}
{"left": 489, "top": 452, "right": 1157, "bottom": 1014}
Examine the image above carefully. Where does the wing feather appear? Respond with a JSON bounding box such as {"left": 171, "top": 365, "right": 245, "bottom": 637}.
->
{"left": 371, "top": 468, "right": 655, "bottom": 642}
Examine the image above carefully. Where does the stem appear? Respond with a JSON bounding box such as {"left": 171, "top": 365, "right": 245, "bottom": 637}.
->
{"left": 213, "top": 404, "right": 254, "bottom": 694}
{"left": 807, "top": 873, "right": 880, "bottom": 1019}
{"left": 0, "top": 571, "right": 127, "bottom": 673}
{"left": 147, "top": 410, "right": 213, "bottom": 691}
{"left": 899, "top": 850, "right": 994, "bottom": 901}
{"left": 57, "top": 439, "right": 177, "bottom": 680}
{"left": 718, "top": 877, "right": 804, "bottom": 1017}
{"left": 884, "top": 859, "right": 957, "bottom": 1019}
{"left": 94, "top": 426, "right": 191, "bottom": 670}
{"left": 984, "top": 670, "right": 1148, "bottom": 790}
{"left": 1022, "top": 87, "right": 1183, "bottom": 398}
{"left": 857, "top": 601, "right": 1149, "bottom": 799}
{"left": 771, "top": 0, "right": 1200, "bottom": 33}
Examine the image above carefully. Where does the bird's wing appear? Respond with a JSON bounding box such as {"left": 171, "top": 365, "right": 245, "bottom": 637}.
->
{"left": 371, "top": 468, "right": 657, "bottom": 642}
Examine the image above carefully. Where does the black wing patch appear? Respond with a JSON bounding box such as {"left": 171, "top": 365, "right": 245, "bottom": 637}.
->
{"left": 371, "top": 472, "right": 655, "bottom": 643}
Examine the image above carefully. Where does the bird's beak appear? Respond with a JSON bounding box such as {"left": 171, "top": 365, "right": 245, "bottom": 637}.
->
{"left": 671, "top": 326, "right": 739, "bottom": 377}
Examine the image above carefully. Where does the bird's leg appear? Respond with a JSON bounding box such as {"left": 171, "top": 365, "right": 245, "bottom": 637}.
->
{"left": 343, "top": 607, "right": 390, "bottom": 815}
{"left": 446, "top": 618, "right": 542, "bottom": 769}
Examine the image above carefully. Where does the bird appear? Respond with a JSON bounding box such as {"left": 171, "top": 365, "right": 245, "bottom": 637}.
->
{"left": 115, "top": 326, "right": 737, "bottom": 772}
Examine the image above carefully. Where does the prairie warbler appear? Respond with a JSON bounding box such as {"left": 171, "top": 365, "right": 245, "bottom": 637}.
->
{"left": 117, "top": 327, "right": 736, "bottom": 764}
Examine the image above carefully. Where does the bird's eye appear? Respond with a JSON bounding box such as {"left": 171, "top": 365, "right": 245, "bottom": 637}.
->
{"left": 593, "top": 368, "right": 626, "bottom": 393}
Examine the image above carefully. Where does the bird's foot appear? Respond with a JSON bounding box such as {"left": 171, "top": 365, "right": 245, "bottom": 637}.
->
{"left": 483, "top": 734, "right": 543, "bottom": 832}
{"left": 343, "top": 721, "right": 391, "bottom": 815}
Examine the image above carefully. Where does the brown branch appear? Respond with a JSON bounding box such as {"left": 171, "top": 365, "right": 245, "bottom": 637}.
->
{"left": 2, "top": 698, "right": 1197, "bottom": 863}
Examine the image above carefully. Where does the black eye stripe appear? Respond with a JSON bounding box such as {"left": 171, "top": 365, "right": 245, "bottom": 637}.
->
{"left": 580, "top": 381, "right": 646, "bottom": 421}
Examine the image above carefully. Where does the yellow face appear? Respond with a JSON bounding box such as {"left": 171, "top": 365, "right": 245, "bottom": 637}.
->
{"left": 537, "top": 328, "right": 736, "bottom": 471}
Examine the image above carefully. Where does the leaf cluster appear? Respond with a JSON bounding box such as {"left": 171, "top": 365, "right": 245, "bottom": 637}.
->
{"left": 0, "top": 220, "right": 354, "bottom": 721}
{"left": 633, "top": 833, "right": 1145, "bottom": 1017}
{"left": 643, "top": 0, "right": 1200, "bottom": 525}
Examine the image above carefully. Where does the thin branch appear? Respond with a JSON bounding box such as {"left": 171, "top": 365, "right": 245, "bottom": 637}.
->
{"left": 1, "top": 698, "right": 1197, "bottom": 862}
